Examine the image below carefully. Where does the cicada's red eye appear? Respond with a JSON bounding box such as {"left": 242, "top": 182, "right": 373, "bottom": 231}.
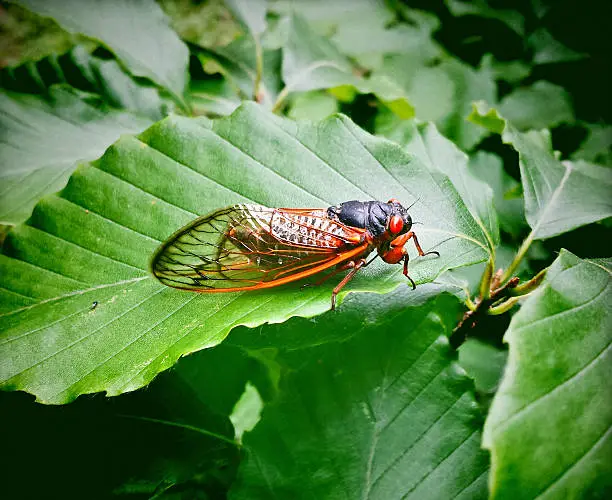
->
{"left": 387, "top": 198, "right": 400, "bottom": 204}
{"left": 389, "top": 215, "right": 404, "bottom": 234}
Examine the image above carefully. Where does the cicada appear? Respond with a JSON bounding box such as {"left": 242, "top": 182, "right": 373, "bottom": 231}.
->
{"left": 151, "top": 199, "right": 439, "bottom": 309}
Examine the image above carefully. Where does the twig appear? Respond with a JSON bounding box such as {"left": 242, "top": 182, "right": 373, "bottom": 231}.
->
{"left": 451, "top": 275, "right": 520, "bottom": 346}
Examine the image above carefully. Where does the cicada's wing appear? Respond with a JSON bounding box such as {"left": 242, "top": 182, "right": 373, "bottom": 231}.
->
{"left": 151, "top": 204, "right": 369, "bottom": 292}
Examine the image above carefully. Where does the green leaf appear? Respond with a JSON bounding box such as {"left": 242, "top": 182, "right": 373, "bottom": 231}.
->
{"left": 270, "top": 0, "right": 393, "bottom": 34}
{"left": 198, "top": 36, "right": 281, "bottom": 108}
{"left": 572, "top": 123, "right": 612, "bottom": 166}
{"left": 372, "top": 55, "right": 497, "bottom": 150}
{"left": 230, "top": 382, "right": 264, "bottom": 443}
{"left": 17, "top": 0, "right": 189, "bottom": 102}
{"left": 225, "top": 0, "right": 266, "bottom": 36}
{"left": 0, "top": 87, "right": 151, "bottom": 225}
{"left": 230, "top": 294, "right": 489, "bottom": 499}
{"left": 438, "top": 58, "right": 497, "bottom": 151}
{"left": 480, "top": 54, "right": 531, "bottom": 84}
{"left": 528, "top": 28, "right": 587, "bottom": 65}
{"left": 227, "top": 283, "right": 462, "bottom": 352}
{"left": 270, "top": 1, "right": 441, "bottom": 71}
{"left": 470, "top": 102, "right": 612, "bottom": 239}
{"left": 0, "top": 103, "right": 490, "bottom": 404}
{"left": 279, "top": 14, "right": 360, "bottom": 94}
{"left": 445, "top": 0, "right": 524, "bottom": 36}
{"left": 0, "top": 2, "right": 76, "bottom": 67}
{"left": 458, "top": 339, "right": 507, "bottom": 394}
{"left": 287, "top": 90, "right": 339, "bottom": 121}
{"left": 159, "top": 0, "right": 240, "bottom": 49}
{"left": 499, "top": 81, "right": 574, "bottom": 131}
{"left": 484, "top": 250, "right": 612, "bottom": 499}
{"left": 188, "top": 78, "right": 242, "bottom": 117}
{"left": 1, "top": 45, "right": 170, "bottom": 121}
{"left": 469, "top": 151, "right": 527, "bottom": 239}
{"left": 331, "top": 7, "right": 442, "bottom": 71}
{"left": 380, "top": 120, "right": 499, "bottom": 249}
{"left": 0, "top": 368, "right": 239, "bottom": 498}
{"left": 372, "top": 55, "right": 454, "bottom": 123}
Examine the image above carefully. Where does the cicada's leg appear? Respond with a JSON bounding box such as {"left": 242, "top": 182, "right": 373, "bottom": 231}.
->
{"left": 301, "top": 264, "right": 349, "bottom": 289}
{"left": 402, "top": 253, "right": 417, "bottom": 290}
{"left": 302, "top": 254, "right": 378, "bottom": 290}
{"left": 383, "top": 231, "right": 439, "bottom": 290}
{"left": 408, "top": 231, "right": 440, "bottom": 258}
{"left": 331, "top": 258, "right": 367, "bottom": 310}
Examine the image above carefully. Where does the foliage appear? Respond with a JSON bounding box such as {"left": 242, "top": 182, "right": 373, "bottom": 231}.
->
{"left": 1, "top": 1, "right": 610, "bottom": 498}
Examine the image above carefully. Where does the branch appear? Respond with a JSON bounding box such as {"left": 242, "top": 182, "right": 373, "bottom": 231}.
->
{"left": 451, "top": 273, "right": 520, "bottom": 347}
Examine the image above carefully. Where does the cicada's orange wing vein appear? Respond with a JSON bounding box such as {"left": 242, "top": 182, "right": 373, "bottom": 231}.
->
{"left": 151, "top": 204, "right": 369, "bottom": 292}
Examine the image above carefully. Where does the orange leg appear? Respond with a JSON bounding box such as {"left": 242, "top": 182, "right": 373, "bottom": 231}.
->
{"left": 408, "top": 231, "right": 440, "bottom": 258}
{"left": 302, "top": 254, "right": 378, "bottom": 291}
{"left": 383, "top": 231, "right": 439, "bottom": 290}
{"left": 331, "top": 259, "right": 367, "bottom": 310}
{"left": 301, "top": 261, "right": 354, "bottom": 289}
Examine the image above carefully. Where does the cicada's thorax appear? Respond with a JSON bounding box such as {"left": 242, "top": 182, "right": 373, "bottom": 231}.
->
{"left": 327, "top": 200, "right": 415, "bottom": 264}
{"left": 326, "top": 200, "right": 412, "bottom": 240}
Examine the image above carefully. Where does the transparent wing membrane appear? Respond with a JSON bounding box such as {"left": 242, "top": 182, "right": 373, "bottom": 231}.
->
{"left": 151, "top": 204, "right": 368, "bottom": 291}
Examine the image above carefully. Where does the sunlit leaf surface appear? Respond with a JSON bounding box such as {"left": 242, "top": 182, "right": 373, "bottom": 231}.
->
{"left": 484, "top": 251, "right": 612, "bottom": 499}
{"left": 0, "top": 103, "right": 490, "bottom": 404}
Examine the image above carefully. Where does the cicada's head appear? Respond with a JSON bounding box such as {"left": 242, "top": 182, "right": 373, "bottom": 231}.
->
{"left": 368, "top": 198, "right": 413, "bottom": 239}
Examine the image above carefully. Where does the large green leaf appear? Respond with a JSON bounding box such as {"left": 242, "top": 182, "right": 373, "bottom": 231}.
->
{"left": 470, "top": 102, "right": 612, "bottom": 239}
{"left": 17, "top": 0, "right": 189, "bottom": 102}
{"left": 0, "top": 87, "right": 151, "bottom": 225}
{"left": 484, "top": 250, "right": 612, "bottom": 499}
{"left": 1, "top": 45, "right": 170, "bottom": 121}
{"left": 230, "top": 294, "right": 489, "bottom": 499}
{"left": 0, "top": 103, "right": 489, "bottom": 404}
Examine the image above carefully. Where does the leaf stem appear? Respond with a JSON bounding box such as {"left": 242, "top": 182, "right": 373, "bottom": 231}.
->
{"left": 510, "top": 267, "right": 548, "bottom": 296}
{"left": 502, "top": 229, "right": 535, "bottom": 283}
{"left": 272, "top": 86, "right": 290, "bottom": 113}
{"left": 479, "top": 257, "right": 494, "bottom": 300}
{"left": 487, "top": 296, "right": 520, "bottom": 315}
{"left": 253, "top": 35, "right": 264, "bottom": 102}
